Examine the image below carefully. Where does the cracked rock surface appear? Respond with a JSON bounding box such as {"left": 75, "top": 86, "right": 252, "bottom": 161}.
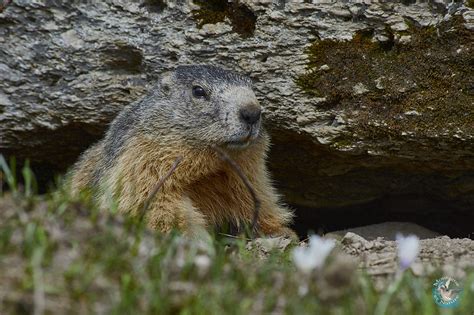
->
{"left": 339, "top": 232, "right": 474, "bottom": 290}
{"left": 0, "top": 0, "right": 473, "bottom": 222}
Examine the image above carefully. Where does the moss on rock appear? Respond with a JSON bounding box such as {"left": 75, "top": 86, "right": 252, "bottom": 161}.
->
{"left": 297, "top": 16, "right": 473, "bottom": 139}
{"left": 192, "top": 0, "right": 257, "bottom": 38}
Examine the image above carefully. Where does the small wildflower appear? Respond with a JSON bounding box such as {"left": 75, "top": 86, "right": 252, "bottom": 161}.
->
{"left": 293, "top": 246, "right": 317, "bottom": 274}
{"left": 298, "top": 283, "right": 309, "bottom": 296}
{"left": 292, "top": 235, "right": 336, "bottom": 273}
{"left": 194, "top": 254, "right": 211, "bottom": 276}
{"left": 396, "top": 233, "right": 420, "bottom": 270}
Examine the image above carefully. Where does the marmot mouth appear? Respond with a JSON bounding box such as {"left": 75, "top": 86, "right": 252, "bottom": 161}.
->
{"left": 225, "top": 140, "right": 251, "bottom": 149}
{"left": 224, "top": 128, "right": 259, "bottom": 149}
{"left": 224, "top": 135, "right": 255, "bottom": 149}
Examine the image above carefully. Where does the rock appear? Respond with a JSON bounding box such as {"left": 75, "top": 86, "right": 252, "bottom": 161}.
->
{"left": 352, "top": 82, "right": 369, "bottom": 95}
{"left": 319, "top": 64, "right": 330, "bottom": 71}
{"left": 398, "top": 35, "right": 412, "bottom": 44}
{"left": 0, "top": 1, "right": 473, "bottom": 231}
{"left": 391, "top": 21, "right": 409, "bottom": 32}
{"left": 338, "top": 233, "right": 474, "bottom": 289}
{"left": 374, "top": 77, "right": 385, "bottom": 90}
{"left": 247, "top": 237, "right": 292, "bottom": 254}
{"left": 404, "top": 110, "right": 422, "bottom": 117}
{"left": 329, "top": 222, "right": 441, "bottom": 241}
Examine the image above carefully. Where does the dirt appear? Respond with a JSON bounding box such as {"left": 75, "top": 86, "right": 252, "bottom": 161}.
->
{"left": 338, "top": 231, "right": 474, "bottom": 290}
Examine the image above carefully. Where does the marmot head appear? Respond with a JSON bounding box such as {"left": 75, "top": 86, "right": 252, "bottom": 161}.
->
{"left": 140, "top": 65, "right": 262, "bottom": 149}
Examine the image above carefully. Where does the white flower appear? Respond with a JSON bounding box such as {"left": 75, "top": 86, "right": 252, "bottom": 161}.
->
{"left": 293, "top": 246, "right": 317, "bottom": 274}
{"left": 292, "top": 235, "right": 336, "bottom": 273}
{"left": 194, "top": 254, "right": 211, "bottom": 276}
{"left": 396, "top": 233, "right": 420, "bottom": 270}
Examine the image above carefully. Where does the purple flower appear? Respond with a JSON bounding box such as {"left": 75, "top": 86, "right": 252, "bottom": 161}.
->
{"left": 396, "top": 234, "right": 420, "bottom": 270}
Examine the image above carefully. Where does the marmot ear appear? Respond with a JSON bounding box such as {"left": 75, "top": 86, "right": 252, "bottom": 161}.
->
{"left": 159, "top": 72, "right": 173, "bottom": 95}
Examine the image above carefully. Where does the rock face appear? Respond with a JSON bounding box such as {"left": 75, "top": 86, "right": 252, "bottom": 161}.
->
{"left": 327, "top": 222, "right": 441, "bottom": 241}
{"left": 0, "top": 0, "right": 473, "bottom": 234}
{"left": 339, "top": 232, "right": 474, "bottom": 290}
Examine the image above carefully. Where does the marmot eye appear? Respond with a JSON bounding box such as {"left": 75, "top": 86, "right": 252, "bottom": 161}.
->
{"left": 192, "top": 85, "right": 206, "bottom": 98}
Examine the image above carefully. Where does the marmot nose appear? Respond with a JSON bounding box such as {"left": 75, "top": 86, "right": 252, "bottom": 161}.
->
{"left": 239, "top": 105, "right": 262, "bottom": 125}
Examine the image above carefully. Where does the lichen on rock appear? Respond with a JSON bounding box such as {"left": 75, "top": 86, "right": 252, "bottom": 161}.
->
{"left": 297, "top": 16, "right": 473, "bottom": 144}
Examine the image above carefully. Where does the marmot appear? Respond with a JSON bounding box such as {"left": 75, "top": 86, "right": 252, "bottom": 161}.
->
{"left": 70, "top": 65, "right": 294, "bottom": 237}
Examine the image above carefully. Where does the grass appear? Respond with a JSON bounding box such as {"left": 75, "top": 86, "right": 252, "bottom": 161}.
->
{"left": 0, "top": 157, "right": 473, "bottom": 314}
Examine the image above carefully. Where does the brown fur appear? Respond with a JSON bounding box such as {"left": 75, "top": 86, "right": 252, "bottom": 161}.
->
{"left": 70, "top": 65, "right": 295, "bottom": 238}
{"left": 70, "top": 132, "right": 294, "bottom": 237}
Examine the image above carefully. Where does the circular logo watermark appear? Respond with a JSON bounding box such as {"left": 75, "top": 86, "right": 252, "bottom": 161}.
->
{"left": 432, "top": 277, "right": 462, "bottom": 308}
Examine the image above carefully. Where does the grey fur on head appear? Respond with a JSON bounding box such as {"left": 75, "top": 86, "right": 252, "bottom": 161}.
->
{"left": 103, "top": 65, "right": 263, "bottom": 163}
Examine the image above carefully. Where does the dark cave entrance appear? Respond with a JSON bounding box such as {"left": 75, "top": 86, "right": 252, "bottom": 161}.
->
{"left": 267, "top": 128, "right": 474, "bottom": 240}
{"left": 289, "top": 195, "right": 474, "bottom": 240}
